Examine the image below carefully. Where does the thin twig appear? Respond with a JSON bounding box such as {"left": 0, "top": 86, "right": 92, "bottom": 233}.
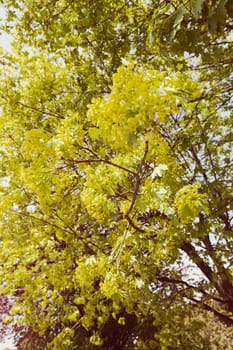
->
{"left": 68, "top": 158, "right": 137, "bottom": 176}
{"left": 18, "top": 101, "right": 64, "bottom": 119}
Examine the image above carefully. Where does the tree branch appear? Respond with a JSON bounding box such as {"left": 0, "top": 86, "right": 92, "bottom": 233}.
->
{"left": 157, "top": 275, "right": 224, "bottom": 304}
{"left": 125, "top": 141, "right": 148, "bottom": 232}
{"left": 181, "top": 241, "right": 215, "bottom": 283}
{"left": 67, "top": 158, "right": 137, "bottom": 176}
{"left": 17, "top": 101, "right": 64, "bottom": 119}
{"left": 191, "top": 298, "right": 233, "bottom": 326}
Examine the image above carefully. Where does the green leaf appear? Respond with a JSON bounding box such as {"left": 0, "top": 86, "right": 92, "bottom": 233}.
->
{"left": 208, "top": 0, "right": 227, "bottom": 34}
{"left": 192, "top": 0, "right": 205, "bottom": 19}
{"left": 171, "top": 6, "right": 186, "bottom": 39}
{"left": 151, "top": 164, "right": 168, "bottom": 179}
{"left": 90, "top": 333, "right": 103, "bottom": 346}
{"left": 88, "top": 127, "right": 100, "bottom": 139}
{"left": 215, "top": 0, "right": 228, "bottom": 25}
{"left": 118, "top": 317, "right": 125, "bottom": 325}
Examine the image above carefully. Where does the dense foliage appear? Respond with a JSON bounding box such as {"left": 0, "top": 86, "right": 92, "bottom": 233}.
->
{"left": 0, "top": 0, "right": 232, "bottom": 349}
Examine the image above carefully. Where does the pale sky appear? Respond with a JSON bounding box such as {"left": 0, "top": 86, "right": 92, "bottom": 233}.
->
{"left": 0, "top": 337, "right": 16, "bottom": 350}
{"left": 0, "top": 5, "right": 12, "bottom": 51}
{"left": 0, "top": 31, "right": 12, "bottom": 51}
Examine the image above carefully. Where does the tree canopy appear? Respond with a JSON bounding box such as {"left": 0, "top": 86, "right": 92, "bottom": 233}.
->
{"left": 0, "top": 0, "right": 232, "bottom": 349}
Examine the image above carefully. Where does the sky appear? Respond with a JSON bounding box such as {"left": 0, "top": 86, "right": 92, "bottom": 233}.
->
{"left": 0, "top": 30, "right": 12, "bottom": 51}
{"left": 0, "top": 337, "right": 16, "bottom": 350}
{"left": 0, "top": 5, "right": 12, "bottom": 51}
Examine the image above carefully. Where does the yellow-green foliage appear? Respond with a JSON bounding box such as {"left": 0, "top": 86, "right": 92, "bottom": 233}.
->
{"left": 0, "top": 1, "right": 232, "bottom": 349}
